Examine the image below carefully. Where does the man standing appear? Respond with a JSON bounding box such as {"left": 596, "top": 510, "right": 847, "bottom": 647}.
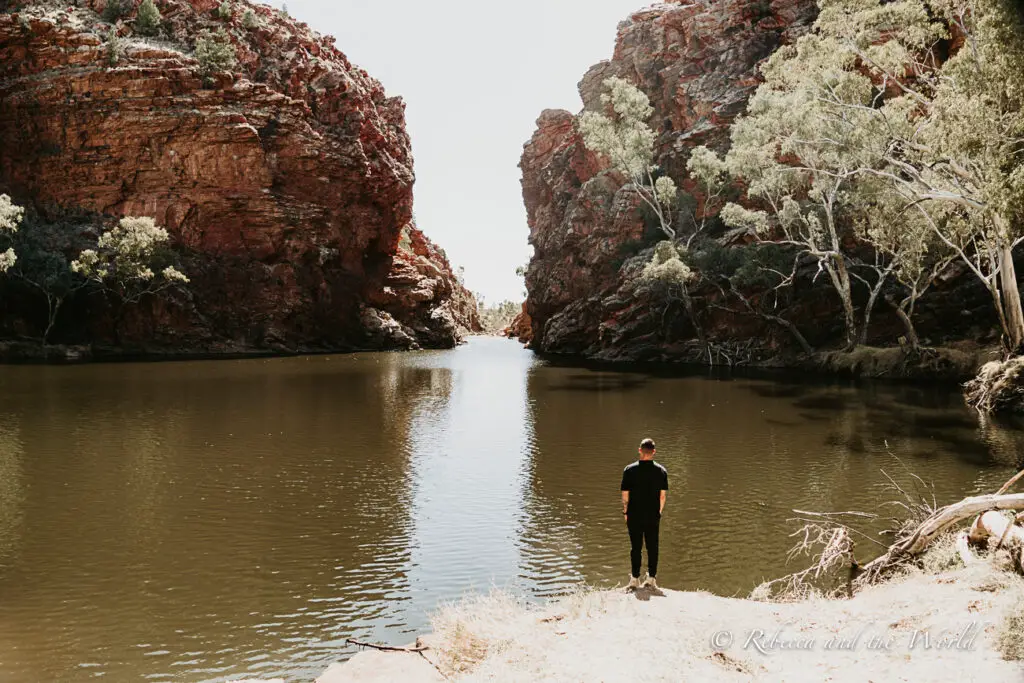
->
{"left": 621, "top": 438, "right": 668, "bottom": 589}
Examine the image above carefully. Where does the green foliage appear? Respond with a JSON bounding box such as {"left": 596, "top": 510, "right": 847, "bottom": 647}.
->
{"left": 71, "top": 216, "right": 188, "bottom": 305}
{"left": 718, "top": 0, "right": 1024, "bottom": 349}
{"left": 7, "top": 214, "right": 94, "bottom": 342}
{"left": 242, "top": 8, "right": 258, "bottom": 29}
{"left": 105, "top": 29, "right": 124, "bottom": 67}
{"left": 194, "top": 29, "right": 237, "bottom": 77}
{"left": 0, "top": 194, "right": 24, "bottom": 273}
{"left": 640, "top": 241, "right": 693, "bottom": 291}
{"left": 134, "top": 0, "right": 161, "bottom": 36}
{"left": 216, "top": 2, "right": 233, "bottom": 20}
{"left": 102, "top": 0, "right": 127, "bottom": 23}
{"left": 685, "top": 241, "right": 796, "bottom": 291}
{"left": 578, "top": 77, "right": 677, "bottom": 239}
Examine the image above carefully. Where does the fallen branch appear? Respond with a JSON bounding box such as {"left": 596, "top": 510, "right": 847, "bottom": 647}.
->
{"left": 346, "top": 638, "right": 429, "bottom": 653}
{"left": 859, "top": 492, "right": 1024, "bottom": 581}
{"left": 997, "top": 469, "right": 1024, "bottom": 495}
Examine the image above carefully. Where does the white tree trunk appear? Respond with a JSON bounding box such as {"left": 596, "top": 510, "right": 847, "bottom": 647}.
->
{"left": 826, "top": 257, "right": 858, "bottom": 351}
{"left": 998, "top": 244, "right": 1024, "bottom": 352}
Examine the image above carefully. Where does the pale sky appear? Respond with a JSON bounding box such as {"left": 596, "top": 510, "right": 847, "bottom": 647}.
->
{"left": 280, "top": 0, "right": 646, "bottom": 303}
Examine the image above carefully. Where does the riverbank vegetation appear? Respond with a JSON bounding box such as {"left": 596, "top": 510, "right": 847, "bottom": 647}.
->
{"left": 577, "top": 0, "right": 1024, "bottom": 412}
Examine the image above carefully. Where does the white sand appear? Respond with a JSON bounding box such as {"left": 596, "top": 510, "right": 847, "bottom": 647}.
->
{"left": 320, "top": 563, "right": 1024, "bottom": 683}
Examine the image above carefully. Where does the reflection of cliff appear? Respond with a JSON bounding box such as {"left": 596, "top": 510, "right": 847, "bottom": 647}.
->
{"left": 521, "top": 366, "right": 1018, "bottom": 594}
{"left": 0, "top": 356, "right": 448, "bottom": 681}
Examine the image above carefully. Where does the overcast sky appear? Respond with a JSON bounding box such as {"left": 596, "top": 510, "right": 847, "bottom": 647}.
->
{"left": 279, "top": 0, "right": 646, "bottom": 303}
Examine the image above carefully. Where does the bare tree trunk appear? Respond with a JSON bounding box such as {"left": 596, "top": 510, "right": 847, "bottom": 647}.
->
{"left": 885, "top": 293, "right": 920, "bottom": 351}
{"left": 826, "top": 257, "right": 858, "bottom": 351}
{"left": 679, "top": 283, "right": 705, "bottom": 344}
{"left": 858, "top": 492, "right": 1024, "bottom": 580}
{"left": 762, "top": 313, "right": 814, "bottom": 356}
{"left": 42, "top": 294, "right": 64, "bottom": 346}
{"left": 857, "top": 278, "right": 887, "bottom": 348}
{"left": 998, "top": 243, "right": 1024, "bottom": 352}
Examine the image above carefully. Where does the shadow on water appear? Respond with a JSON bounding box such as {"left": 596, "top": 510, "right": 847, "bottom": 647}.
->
{"left": 792, "top": 394, "right": 852, "bottom": 412}
{"left": 543, "top": 372, "right": 650, "bottom": 393}
{"left": 823, "top": 433, "right": 868, "bottom": 453}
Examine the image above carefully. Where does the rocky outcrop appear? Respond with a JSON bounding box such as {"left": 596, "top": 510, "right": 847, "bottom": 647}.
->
{"left": 0, "top": 0, "right": 475, "bottom": 353}
{"left": 366, "top": 223, "right": 481, "bottom": 350}
{"left": 503, "top": 303, "right": 533, "bottom": 343}
{"left": 519, "top": 0, "right": 1000, "bottom": 363}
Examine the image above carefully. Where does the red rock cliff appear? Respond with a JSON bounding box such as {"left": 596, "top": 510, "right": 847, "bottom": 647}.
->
{"left": 0, "top": 0, "right": 478, "bottom": 353}
{"left": 520, "top": 0, "right": 1002, "bottom": 364}
{"left": 520, "top": 0, "right": 818, "bottom": 360}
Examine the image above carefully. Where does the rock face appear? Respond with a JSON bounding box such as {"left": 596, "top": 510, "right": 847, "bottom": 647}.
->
{"left": 520, "top": 0, "right": 818, "bottom": 360}
{"left": 519, "top": 0, "right": 999, "bottom": 363}
{"left": 365, "top": 223, "right": 481, "bottom": 350}
{"left": 503, "top": 303, "right": 533, "bottom": 343}
{"left": 0, "top": 0, "right": 478, "bottom": 353}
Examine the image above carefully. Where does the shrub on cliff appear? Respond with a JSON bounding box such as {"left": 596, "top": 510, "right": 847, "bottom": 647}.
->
{"left": 0, "top": 194, "right": 24, "bottom": 273}
{"left": 102, "top": 0, "right": 127, "bottom": 23}
{"left": 638, "top": 241, "right": 704, "bottom": 340}
{"left": 216, "top": 2, "right": 233, "bottom": 20}
{"left": 641, "top": 242, "right": 693, "bottom": 289}
{"left": 579, "top": 78, "right": 678, "bottom": 240}
{"left": 134, "top": 0, "right": 161, "bottom": 36}
{"left": 105, "top": 29, "right": 124, "bottom": 67}
{"left": 242, "top": 8, "right": 259, "bottom": 29}
{"left": 194, "top": 29, "right": 237, "bottom": 78}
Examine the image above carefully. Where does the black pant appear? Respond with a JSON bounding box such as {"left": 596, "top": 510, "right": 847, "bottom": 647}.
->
{"left": 627, "top": 518, "right": 660, "bottom": 578}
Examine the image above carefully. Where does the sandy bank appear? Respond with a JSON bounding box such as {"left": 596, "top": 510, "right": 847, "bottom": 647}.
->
{"left": 313, "top": 561, "right": 1024, "bottom": 682}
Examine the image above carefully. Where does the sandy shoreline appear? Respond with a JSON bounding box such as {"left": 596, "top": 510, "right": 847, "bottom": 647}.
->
{"left": 294, "top": 559, "right": 1024, "bottom": 682}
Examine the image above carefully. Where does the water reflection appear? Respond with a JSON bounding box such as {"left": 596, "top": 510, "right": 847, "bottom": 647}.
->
{"left": 0, "top": 340, "right": 1016, "bottom": 681}
{"left": 522, "top": 365, "right": 1018, "bottom": 594}
{"left": 0, "top": 419, "right": 24, "bottom": 565}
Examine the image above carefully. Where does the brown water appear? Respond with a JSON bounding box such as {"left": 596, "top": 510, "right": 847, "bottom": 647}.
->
{"left": 0, "top": 337, "right": 1020, "bottom": 681}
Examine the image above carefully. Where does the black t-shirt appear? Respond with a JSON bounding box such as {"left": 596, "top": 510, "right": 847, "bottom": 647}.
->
{"left": 620, "top": 460, "right": 669, "bottom": 522}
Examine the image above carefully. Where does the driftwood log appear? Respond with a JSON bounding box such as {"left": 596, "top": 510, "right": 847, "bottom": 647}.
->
{"left": 853, "top": 468, "right": 1024, "bottom": 584}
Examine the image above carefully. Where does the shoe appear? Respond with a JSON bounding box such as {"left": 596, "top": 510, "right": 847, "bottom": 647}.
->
{"left": 627, "top": 575, "right": 640, "bottom": 590}
{"left": 643, "top": 576, "right": 658, "bottom": 589}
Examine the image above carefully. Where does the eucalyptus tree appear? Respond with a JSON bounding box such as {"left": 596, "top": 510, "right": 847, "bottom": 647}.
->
{"left": 71, "top": 216, "right": 189, "bottom": 343}
{"left": 0, "top": 194, "right": 23, "bottom": 273}
{"left": 692, "top": 0, "right": 1024, "bottom": 353}
{"left": 697, "top": 31, "right": 891, "bottom": 351}
{"left": 790, "top": 0, "right": 1024, "bottom": 351}
{"left": 71, "top": 216, "right": 189, "bottom": 302}
{"left": 579, "top": 77, "right": 679, "bottom": 239}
